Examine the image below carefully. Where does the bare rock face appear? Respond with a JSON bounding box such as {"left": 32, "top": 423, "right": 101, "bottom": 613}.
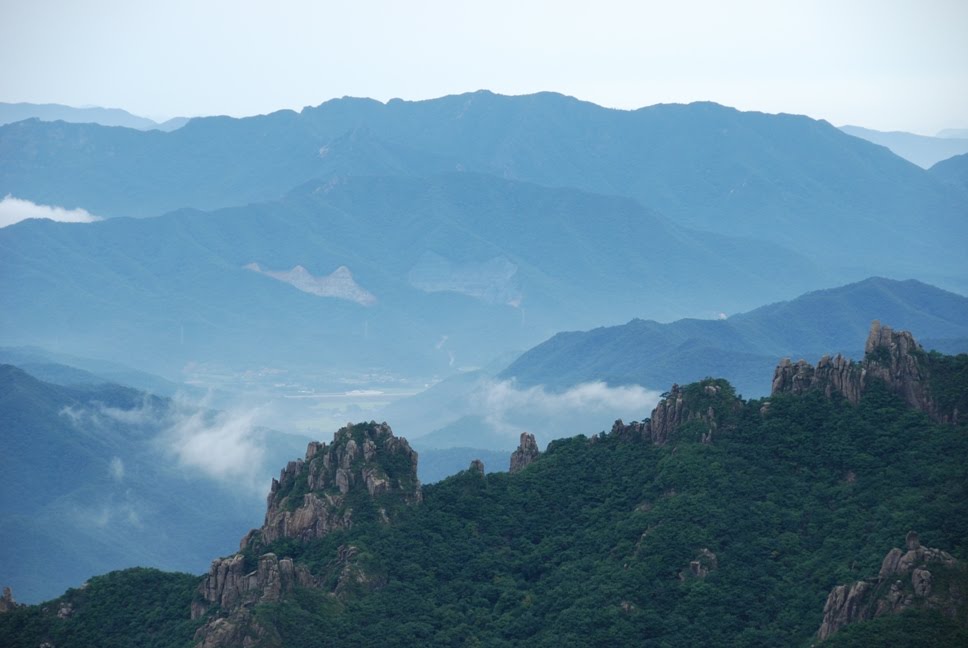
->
{"left": 817, "top": 532, "right": 965, "bottom": 641}
{"left": 612, "top": 380, "right": 739, "bottom": 445}
{"left": 192, "top": 553, "right": 317, "bottom": 620}
{"left": 772, "top": 321, "right": 949, "bottom": 422}
{"left": 509, "top": 432, "right": 540, "bottom": 473}
{"left": 249, "top": 421, "right": 421, "bottom": 548}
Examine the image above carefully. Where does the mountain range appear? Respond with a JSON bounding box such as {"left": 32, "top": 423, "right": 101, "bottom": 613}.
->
{"left": 2, "top": 92, "right": 964, "bottom": 284}
{"left": 502, "top": 277, "right": 968, "bottom": 397}
{"left": 0, "top": 171, "right": 834, "bottom": 381}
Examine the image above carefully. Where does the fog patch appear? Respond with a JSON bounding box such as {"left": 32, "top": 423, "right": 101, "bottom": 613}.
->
{"left": 160, "top": 403, "right": 271, "bottom": 495}
{"left": 0, "top": 195, "right": 101, "bottom": 227}
{"left": 109, "top": 457, "right": 125, "bottom": 481}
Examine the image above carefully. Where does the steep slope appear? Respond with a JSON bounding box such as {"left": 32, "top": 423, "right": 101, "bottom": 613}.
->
{"left": 2, "top": 325, "right": 966, "bottom": 646}
{"left": 1, "top": 92, "right": 963, "bottom": 282}
{"left": 0, "top": 365, "right": 304, "bottom": 602}
{"left": 0, "top": 172, "right": 826, "bottom": 378}
{"left": 502, "top": 278, "right": 968, "bottom": 396}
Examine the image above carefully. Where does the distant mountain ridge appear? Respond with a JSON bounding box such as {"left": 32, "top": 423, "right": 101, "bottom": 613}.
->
{"left": 1, "top": 92, "right": 963, "bottom": 286}
{"left": 0, "top": 102, "right": 188, "bottom": 131}
{"left": 839, "top": 124, "right": 968, "bottom": 168}
{"left": 502, "top": 278, "right": 968, "bottom": 397}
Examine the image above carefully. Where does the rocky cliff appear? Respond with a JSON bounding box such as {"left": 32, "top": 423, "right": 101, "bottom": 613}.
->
{"left": 772, "top": 321, "right": 955, "bottom": 423}
{"left": 191, "top": 422, "right": 421, "bottom": 647}
{"left": 611, "top": 379, "right": 741, "bottom": 445}
{"left": 817, "top": 532, "right": 967, "bottom": 640}
{"left": 243, "top": 421, "right": 421, "bottom": 549}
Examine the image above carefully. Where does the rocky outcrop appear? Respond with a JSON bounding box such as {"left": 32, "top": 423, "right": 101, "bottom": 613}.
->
{"left": 679, "top": 548, "right": 719, "bottom": 580}
{"left": 509, "top": 432, "right": 540, "bottom": 473}
{"left": 247, "top": 421, "right": 421, "bottom": 548}
{"left": 772, "top": 321, "right": 950, "bottom": 422}
{"left": 817, "top": 532, "right": 966, "bottom": 641}
{"left": 192, "top": 553, "right": 317, "bottom": 619}
{"left": 191, "top": 422, "right": 422, "bottom": 647}
{"left": 612, "top": 380, "right": 740, "bottom": 445}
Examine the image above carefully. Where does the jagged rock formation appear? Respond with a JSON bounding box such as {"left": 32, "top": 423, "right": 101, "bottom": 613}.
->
{"left": 191, "top": 422, "right": 421, "bottom": 647}
{"left": 772, "top": 321, "right": 953, "bottom": 423}
{"left": 611, "top": 380, "right": 740, "bottom": 445}
{"left": 817, "top": 532, "right": 966, "bottom": 641}
{"left": 509, "top": 432, "right": 540, "bottom": 473}
{"left": 192, "top": 553, "right": 317, "bottom": 619}
{"left": 245, "top": 421, "right": 421, "bottom": 548}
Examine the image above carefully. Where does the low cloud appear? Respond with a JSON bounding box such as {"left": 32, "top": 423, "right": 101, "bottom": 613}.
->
{"left": 61, "top": 393, "right": 276, "bottom": 496}
{"left": 471, "top": 379, "right": 662, "bottom": 440}
{"left": 0, "top": 194, "right": 102, "bottom": 228}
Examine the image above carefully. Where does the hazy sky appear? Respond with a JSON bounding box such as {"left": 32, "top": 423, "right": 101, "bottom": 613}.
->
{"left": 1, "top": 0, "right": 966, "bottom": 134}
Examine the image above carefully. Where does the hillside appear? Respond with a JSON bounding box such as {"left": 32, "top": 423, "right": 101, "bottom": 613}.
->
{"left": 0, "top": 173, "right": 827, "bottom": 379}
{"left": 931, "top": 152, "right": 968, "bottom": 194}
{"left": 502, "top": 278, "right": 968, "bottom": 396}
{"left": 0, "top": 365, "right": 305, "bottom": 602}
{"left": 1, "top": 93, "right": 964, "bottom": 284}
{"left": 1, "top": 324, "right": 965, "bottom": 646}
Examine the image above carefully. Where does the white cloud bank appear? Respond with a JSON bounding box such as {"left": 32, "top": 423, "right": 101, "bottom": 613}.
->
{"left": 0, "top": 194, "right": 101, "bottom": 227}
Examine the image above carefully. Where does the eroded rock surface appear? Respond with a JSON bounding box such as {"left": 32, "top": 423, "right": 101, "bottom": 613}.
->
{"left": 192, "top": 422, "right": 422, "bottom": 647}
{"left": 611, "top": 380, "right": 740, "bottom": 445}
{"left": 772, "top": 321, "right": 951, "bottom": 422}
{"left": 817, "top": 531, "right": 965, "bottom": 641}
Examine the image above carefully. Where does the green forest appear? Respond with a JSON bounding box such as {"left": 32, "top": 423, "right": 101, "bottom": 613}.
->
{"left": 2, "top": 366, "right": 967, "bottom": 647}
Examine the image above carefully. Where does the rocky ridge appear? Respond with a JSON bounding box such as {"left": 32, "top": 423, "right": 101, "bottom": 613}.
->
{"left": 817, "top": 532, "right": 967, "bottom": 641}
{"left": 611, "top": 379, "right": 741, "bottom": 445}
{"left": 191, "top": 422, "right": 421, "bottom": 647}
{"left": 771, "top": 321, "right": 955, "bottom": 423}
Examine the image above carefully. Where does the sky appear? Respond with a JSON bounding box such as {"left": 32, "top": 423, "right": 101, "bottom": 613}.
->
{"left": 1, "top": 0, "right": 966, "bottom": 135}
